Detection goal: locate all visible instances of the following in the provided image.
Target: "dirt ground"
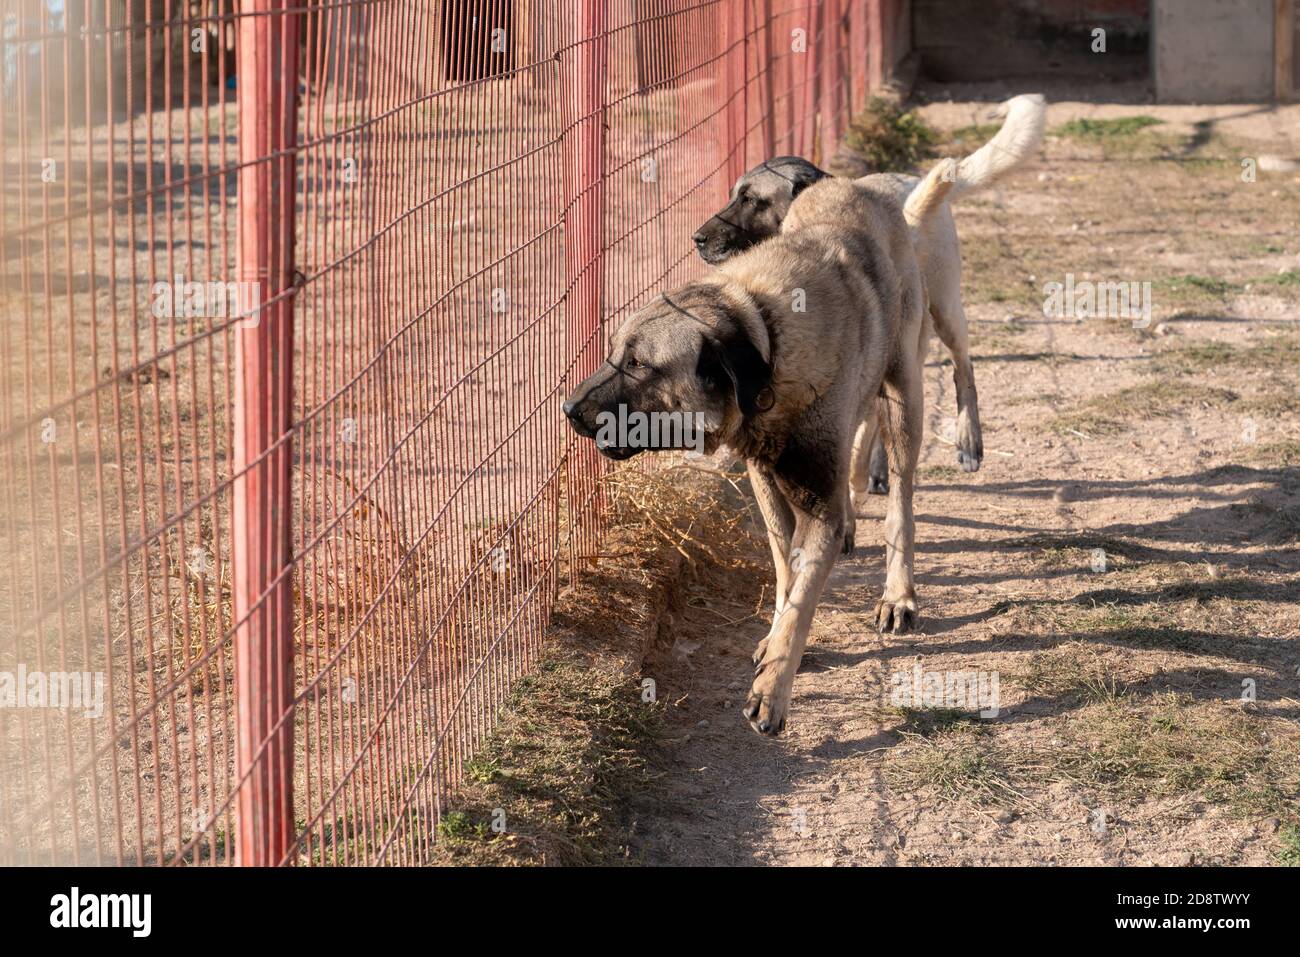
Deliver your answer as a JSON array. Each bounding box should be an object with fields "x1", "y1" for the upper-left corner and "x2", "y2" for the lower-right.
[{"x1": 624, "y1": 84, "x2": 1300, "y2": 866}]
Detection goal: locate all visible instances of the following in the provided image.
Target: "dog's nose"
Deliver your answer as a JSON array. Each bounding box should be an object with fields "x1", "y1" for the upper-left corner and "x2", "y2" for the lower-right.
[
  {"x1": 692, "y1": 231, "x2": 707, "y2": 248},
  {"x1": 563, "y1": 399, "x2": 596, "y2": 437},
  {"x1": 561, "y1": 400, "x2": 595, "y2": 436}
]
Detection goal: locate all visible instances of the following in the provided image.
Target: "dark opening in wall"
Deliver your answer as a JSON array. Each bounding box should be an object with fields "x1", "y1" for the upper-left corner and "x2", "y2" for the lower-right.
[
  {"x1": 441, "y1": 0, "x2": 515, "y2": 83},
  {"x1": 914, "y1": 0, "x2": 1150, "y2": 83}
]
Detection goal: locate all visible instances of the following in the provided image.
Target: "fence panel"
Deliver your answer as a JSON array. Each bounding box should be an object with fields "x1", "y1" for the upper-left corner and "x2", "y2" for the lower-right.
[{"x1": 0, "y1": 0, "x2": 879, "y2": 865}]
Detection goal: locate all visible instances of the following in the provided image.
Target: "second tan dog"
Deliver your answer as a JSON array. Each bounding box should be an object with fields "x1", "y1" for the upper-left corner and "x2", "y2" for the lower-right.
[
  {"x1": 693, "y1": 94, "x2": 1047, "y2": 496},
  {"x1": 564, "y1": 175, "x2": 946, "y2": 736}
]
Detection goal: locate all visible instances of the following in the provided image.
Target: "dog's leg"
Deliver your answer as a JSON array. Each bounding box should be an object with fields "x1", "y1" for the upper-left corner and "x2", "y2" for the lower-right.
[
  {"x1": 743, "y1": 508, "x2": 840, "y2": 735},
  {"x1": 850, "y1": 415, "x2": 888, "y2": 503},
  {"x1": 747, "y1": 461, "x2": 795, "y2": 666},
  {"x1": 864, "y1": 294, "x2": 930, "y2": 498},
  {"x1": 929, "y1": 284, "x2": 982, "y2": 472},
  {"x1": 868, "y1": 434, "x2": 890, "y2": 495},
  {"x1": 874, "y1": 356, "x2": 922, "y2": 633},
  {"x1": 841, "y1": 480, "x2": 856, "y2": 555}
]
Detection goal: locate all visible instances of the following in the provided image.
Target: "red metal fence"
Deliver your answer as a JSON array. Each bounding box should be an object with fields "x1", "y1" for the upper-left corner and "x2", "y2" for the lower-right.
[{"x1": 0, "y1": 0, "x2": 892, "y2": 865}]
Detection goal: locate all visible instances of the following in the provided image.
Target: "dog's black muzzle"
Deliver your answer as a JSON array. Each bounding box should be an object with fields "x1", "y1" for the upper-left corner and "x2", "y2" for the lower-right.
[
  {"x1": 693, "y1": 216, "x2": 756, "y2": 265},
  {"x1": 563, "y1": 364, "x2": 646, "y2": 461}
]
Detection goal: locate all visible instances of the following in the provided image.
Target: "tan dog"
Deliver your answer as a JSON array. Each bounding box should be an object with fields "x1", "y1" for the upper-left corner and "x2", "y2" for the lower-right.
[
  {"x1": 565, "y1": 177, "x2": 933, "y2": 736},
  {"x1": 693, "y1": 94, "x2": 1047, "y2": 494}
]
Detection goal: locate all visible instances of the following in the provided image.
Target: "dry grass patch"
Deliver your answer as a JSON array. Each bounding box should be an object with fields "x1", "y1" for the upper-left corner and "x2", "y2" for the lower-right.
[
  {"x1": 1151, "y1": 338, "x2": 1300, "y2": 419},
  {"x1": 992, "y1": 587, "x2": 1284, "y2": 657},
  {"x1": 1154, "y1": 336, "x2": 1300, "y2": 376},
  {"x1": 885, "y1": 724, "x2": 1029, "y2": 809},
  {"x1": 1049, "y1": 380, "x2": 1239, "y2": 436},
  {"x1": 1228, "y1": 499, "x2": 1300, "y2": 542},
  {"x1": 1051, "y1": 694, "x2": 1300, "y2": 823},
  {"x1": 603, "y1": 460, "x2": 756, "y2": 571},
  {"x1": 919, "y1": 463, "x2": 964, "y2": 483},
  {"x1": 1237, "y1": 439, "x2": 1300, "y2": 469},
  {"x1": 886, "y1": 692, "x2": 1300, "y2": 828},
  {"x1": 1007, "y1": 641, "x2": 1141, "y2": 704},
  {"x1": 427, "y1": 460, "x2": 751, "y2": 865},
  {"x1": 1027, "y1": 542, "x2": 1133, "y2": 572}
]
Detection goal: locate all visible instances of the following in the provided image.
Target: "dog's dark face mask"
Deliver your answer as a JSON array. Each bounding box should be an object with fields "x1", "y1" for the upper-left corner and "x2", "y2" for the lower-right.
[
  {"x1": 562, "y1": 289, "x2": 772, "y2": 460},
  {"x1": 692, "y1": 157, "x2": 828, "y2": 265}
]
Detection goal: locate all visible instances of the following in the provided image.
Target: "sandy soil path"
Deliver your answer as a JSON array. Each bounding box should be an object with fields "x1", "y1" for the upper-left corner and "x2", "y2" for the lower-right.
[{"x1": 627, "y1": 88, "x2": 1300, "y2": 866}]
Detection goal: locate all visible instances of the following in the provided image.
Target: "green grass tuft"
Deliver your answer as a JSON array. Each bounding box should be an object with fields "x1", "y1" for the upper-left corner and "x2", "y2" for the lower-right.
[
  {"x1": 1158, "y1": 274, "x2": 1237, "y2": 302},
  {"x1": 949, "y1": 122, "x2": 1001, "y2": 145},
  {"x1": 1054, "y1": 116, "x2": 1162, "y2": 140},
  {"x1": 436, "y1": 811, "x2": 488, "y2": 842},
  {"x1": 428, "y1": 652, "x2": 665, "y2": 865},
  {"x1": 1278, "y1": 824, "x2": 1300, "y2": 866},
  {"x1": 844, "y1": 97, "x2": 939, "y2": 172},
  {"x1": 1260, "y1": 269, "x2": 1300, "y2": 288}
]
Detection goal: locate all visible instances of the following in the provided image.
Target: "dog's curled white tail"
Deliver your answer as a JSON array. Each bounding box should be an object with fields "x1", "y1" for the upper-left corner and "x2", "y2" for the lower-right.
[
  {"x1": 902, "y1": 158, "x2": 958, "y2": 228},
  {"x1": 948, "y1": 93, "x2": 1046, "y2": 202}
]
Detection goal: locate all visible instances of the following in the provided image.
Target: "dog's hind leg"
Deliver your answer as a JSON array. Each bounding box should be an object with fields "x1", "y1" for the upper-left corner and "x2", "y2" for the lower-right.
[
  {"x1": 929, "y1": 278, "x2": 983, "y2": 472},
  {"x1": 874, "y1": 354, "x2": 923, "y2": 634},
  {"x1": 748, "y1": 461, "x2": 795, "y2": 665},
  {"x1": 841, "y1": 481, "x2": 856, "y2": 555},
  {"x1": 868, "y1": 435, "x2": 890, "y2": 494},
  {"x1": 850, "y1": 415, "x2": 888, "y2": 503}
]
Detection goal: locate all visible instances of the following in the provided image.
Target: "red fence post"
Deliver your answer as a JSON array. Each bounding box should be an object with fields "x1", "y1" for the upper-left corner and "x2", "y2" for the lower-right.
[
  {"x1": 758, "y1": 0, "x2": 776, "y2": 158},
  {"x1": 724, "y1": 0, "x2": 749, "y2": 183},
  {"x1": 562, "y1": 0, "x2": 608, "y2": 562},
  {"x1": 821, "y1": 0, "x2": 843, "y2": 159},
  {"x1": 868, "y1": 0, "x2": 889, "y2": 92},
  {"x1": 799, "y1": 1, "x2": 820, "y2": 161},
  {"x1": 849, "y1": 0, "x2": 868, "y2": 115},
  {"x1": 233, "y1": 0, "x2": 300, "y2": 866}
]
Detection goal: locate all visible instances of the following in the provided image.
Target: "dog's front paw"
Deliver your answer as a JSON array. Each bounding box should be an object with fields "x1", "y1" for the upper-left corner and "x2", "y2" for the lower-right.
[
  {"x1": 742, "y1": 662, "x2": 791, "y2": 736},
  {"x1": 875, "y1": 594, "x2": 918, "y2": 634}
]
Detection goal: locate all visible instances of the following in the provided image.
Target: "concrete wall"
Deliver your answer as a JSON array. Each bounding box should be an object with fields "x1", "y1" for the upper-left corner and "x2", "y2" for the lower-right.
[{"x1": 1152, "y1": 0, "x2": 1274, "y2": 102}]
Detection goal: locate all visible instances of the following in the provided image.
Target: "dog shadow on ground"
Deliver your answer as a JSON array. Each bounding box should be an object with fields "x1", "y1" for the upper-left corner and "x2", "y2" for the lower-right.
[
  {"x1": 917, "y1": 465, "x2": 1300, "y2": 564},
  {"x1": 632, "y1": 462, "x2": 1297, "y2": 862}
]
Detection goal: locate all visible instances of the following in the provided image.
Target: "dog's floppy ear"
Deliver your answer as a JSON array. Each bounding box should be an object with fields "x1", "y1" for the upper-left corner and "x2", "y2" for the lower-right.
[
  {"x1": 696, "y1": 319, "x2": 773, "y2": 418},
  {"x1": 788, "y1": 161, "x2": 829, "y2": 199}
]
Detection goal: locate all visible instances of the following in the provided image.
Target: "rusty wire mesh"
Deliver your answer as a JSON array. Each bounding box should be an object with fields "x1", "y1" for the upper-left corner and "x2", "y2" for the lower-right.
[{"x1": 0, "y1": 0, "x2": 870, "y2": 865}]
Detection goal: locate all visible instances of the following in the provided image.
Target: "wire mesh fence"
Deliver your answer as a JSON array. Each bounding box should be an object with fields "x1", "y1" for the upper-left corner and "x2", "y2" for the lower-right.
[{"x1": 0, "y1": 0, "x2": 888, "y2": 865}]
